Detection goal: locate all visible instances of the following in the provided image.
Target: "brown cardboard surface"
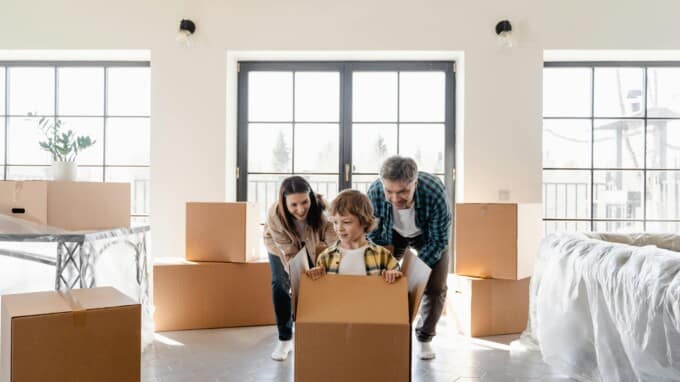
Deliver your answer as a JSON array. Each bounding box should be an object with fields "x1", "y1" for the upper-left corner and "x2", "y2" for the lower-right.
[
  {"x1": 1, "y1": 287, "x2": 140, "y2": 382},
  {"x1": 295, "y1": 275, "x2": 410, "y2": 382},
  {"x1": 0, "y1": 181, "x2": 48, "y2": 225},
  {"x1": 185, "y1": 202, "x2": 262, "y2": 263},
  {"x1": 153, "y1": 258, "x2": 275, "y2": 331},
  {"x1": 47, "y1": 181, "x2": 131, "y2": 230},
  {"x1": 447, "y1": 275, "x2": 530, "y2": 337},
  {"x1": 454, "y1": 203, "x2": 542, "y2": 280}
]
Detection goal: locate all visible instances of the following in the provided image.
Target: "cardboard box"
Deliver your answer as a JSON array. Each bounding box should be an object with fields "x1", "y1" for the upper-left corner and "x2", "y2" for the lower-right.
[
  {"x1": 294, "y1": 252, "x2": 431, "y2": 382},
  {"x1": 0, "y1": 181, "x2": 130, "y2": 231},
  {"x1": 186, "y1": 202, "x2": 262, "y2": 263},
  {"x1": 447, "y1": 275, "x2": 530, "y2": 337},
  {"x1": 454, "y1": 203, "x2": 542, "y2": 280},
  {"x1": 47, "y1": 181, "x2": 131, "y2": 230},
  {"x1": 1, "y1": 287, "x2": 141, "y2": 382},
  {"x1": 153, "y1": 258, "x2": 275, "y2": 331},
  {"x1": 0, "y1": 181, "x2": 48, "y2": 225}
]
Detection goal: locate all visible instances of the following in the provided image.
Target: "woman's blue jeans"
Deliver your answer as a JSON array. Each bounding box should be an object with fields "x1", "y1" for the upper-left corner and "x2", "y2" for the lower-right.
[{"x1": 268, "y1": 253, "x2": 293, "y2": 341}]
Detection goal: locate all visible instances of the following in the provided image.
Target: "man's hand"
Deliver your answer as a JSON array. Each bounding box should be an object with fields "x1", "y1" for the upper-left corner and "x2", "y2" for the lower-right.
[
  {"x1": 306, "y1": 266, "x2": 326, "y2": 280},
  {"x1": 386, "y1": 245, "x2": 395, "y2": 254},
  {"x1": 381, "y1": 269, "x2": 403, "y2": 284}
]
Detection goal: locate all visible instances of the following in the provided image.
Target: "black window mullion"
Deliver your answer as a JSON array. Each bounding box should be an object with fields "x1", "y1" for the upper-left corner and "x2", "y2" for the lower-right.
[
  {"x1": 590, "y1": 66, "x2": 595, "y2": 231},
  {"x1": 340, "y1": 63, "x2": 352, "y2": 190},
  {"x1": 236, "y1": 65, "x2": 249, "y2": 201}
]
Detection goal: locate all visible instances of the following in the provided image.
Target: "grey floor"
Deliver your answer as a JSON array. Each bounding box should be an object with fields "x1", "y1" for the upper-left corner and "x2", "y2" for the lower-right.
[{"x1": 142, "y1": 319, "x2": 576, "y2": 382}]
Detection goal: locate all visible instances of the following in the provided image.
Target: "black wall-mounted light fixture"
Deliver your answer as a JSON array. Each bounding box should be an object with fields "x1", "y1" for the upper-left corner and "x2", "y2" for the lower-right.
[
  {"x1": 177, "y1": 19, "x2": 197, "y2": 46},
  {"x1": 495, "y1": 20, "x2": 513, "y2": 48}
]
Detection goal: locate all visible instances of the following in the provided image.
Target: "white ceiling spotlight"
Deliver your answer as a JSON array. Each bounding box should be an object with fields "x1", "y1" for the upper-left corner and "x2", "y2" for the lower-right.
[
  {"x1": 176, "y1": 19, "x2": 196, "y2": 47},
  {"x1": 495, "y1": 20, "x2": 513, "y2": 48}
]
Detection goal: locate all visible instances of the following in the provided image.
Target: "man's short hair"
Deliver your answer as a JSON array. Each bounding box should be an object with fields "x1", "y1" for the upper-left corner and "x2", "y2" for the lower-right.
[{"x1": 380, "y1": 156, "x2": 418, "y2": 184}]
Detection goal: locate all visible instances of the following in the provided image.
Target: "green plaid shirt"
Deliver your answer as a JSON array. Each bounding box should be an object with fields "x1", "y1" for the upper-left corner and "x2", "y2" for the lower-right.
[
  {"x1": 367, "y1": 171, "x2": 452, "y2": 268},
  {"x1": 316, "y1": 241, "x2": 400, "y2": 275}
]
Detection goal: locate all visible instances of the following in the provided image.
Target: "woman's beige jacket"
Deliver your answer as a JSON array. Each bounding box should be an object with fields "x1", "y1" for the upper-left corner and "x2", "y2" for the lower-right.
[{"x1": 263, "y1": 203, "x2": 337, "y2": 268}]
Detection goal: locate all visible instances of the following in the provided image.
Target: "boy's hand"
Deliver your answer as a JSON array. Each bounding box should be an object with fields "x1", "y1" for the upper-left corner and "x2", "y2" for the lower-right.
[
  {"x1": 306, "y1": 266, "x2": 326, "y2": 280},
  {"x1": 381, "y1": 269, "x2": 403, "y2": 284}
]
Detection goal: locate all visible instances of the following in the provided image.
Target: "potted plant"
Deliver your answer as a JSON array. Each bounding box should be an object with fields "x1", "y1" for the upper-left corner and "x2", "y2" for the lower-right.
[{"x1": 34, "y1": 116, "x2": 96, "y2": 181}]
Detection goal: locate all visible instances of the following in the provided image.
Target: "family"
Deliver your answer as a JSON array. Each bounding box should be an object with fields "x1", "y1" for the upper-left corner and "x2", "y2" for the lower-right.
[{"x1": 263, "y1": 155, "x2": 452, "y2": 362}]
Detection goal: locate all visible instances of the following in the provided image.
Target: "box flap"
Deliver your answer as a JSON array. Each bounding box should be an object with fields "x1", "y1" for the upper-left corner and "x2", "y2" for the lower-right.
[
  {"x1": 0, "y1": 287, "x2": 136, "y2": 320},
  {"x1": 401, "y1": 250, "x2": 432, "y2": 323},
  {"x1": 1, "y1": 290, "x2": 72, "y2": 319},
  {"x1": 68, "y1": 287, "x2": 137, "y2": 310},
  {"x1": 289, "y1": 246, "x2": 310, "y2": 315},
  {"x1": 297, "y1": 275, "x2": 408, "y2": 325}
]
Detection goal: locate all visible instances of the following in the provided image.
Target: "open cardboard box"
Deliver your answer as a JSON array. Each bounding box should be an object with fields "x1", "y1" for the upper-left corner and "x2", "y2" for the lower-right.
[{"x1": 292, "y1": 250, "x2": 431, "y2": 382}]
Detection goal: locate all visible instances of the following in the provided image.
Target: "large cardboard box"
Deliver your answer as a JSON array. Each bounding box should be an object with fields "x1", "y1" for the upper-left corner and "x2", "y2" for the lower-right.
[
  {"x1": 47, "y1": 181, "x2": 130, "y2": 230},
  {"x1": 447, "y1": 274, "x2": 530, "y2": 337},
  {"x1": 294, "y1": 252, "x2": 431, "y2": 382},
  {"x1": 454, "y1": 203, "x2": 542, "y2": 280},
  {"x1": 0, "y1": 181, "x2": 48, "y2": 225},
  {"x1": 0, "y1": 181, "x2": 130, "y2": 230},
  {"x1": 153, "y1": 258, "x2": 275, "y2": 331},
  {"x1": 1, "y1": 287, "x2": 141, "y2": 382},
  {"x1": 186, "y1": 202, "x2": 262, "y2": 263}
]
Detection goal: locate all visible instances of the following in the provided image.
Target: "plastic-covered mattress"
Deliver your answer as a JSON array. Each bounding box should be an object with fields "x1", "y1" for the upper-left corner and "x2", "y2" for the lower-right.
[{"x1": 517, "y1": 233, "x2": 680, "y2": 382}]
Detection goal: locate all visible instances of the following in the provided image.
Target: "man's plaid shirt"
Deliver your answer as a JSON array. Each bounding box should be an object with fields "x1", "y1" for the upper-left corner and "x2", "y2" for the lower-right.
[
  {"x1": 367, "y1": 171, "x2": 452, "y2": 268},
  {"x1": 316, "y1": 240, "x2": 400, "y2": 275}
]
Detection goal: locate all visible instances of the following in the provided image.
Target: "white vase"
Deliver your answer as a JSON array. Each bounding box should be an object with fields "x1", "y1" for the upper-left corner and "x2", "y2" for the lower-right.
[{"x1": 51, "y1": 161, "x2": 78, "y2": 181}]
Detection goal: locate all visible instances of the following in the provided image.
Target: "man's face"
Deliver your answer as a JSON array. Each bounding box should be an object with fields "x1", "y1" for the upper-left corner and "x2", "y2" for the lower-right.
[{"x1": 382, "y1": 178, "x2": 417, "y2": 209}]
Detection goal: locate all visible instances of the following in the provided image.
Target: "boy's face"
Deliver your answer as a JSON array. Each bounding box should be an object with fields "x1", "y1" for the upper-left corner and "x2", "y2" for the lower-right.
[{"x1": 332, "y1": 212, "x2": 366, "y2": 245}]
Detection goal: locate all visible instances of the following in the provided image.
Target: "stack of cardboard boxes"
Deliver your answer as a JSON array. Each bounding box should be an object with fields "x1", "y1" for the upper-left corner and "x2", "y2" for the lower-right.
[
  {"x1": 0, "y1": 180, "x2": 141, "y2": 381},
  {"x1": 450, "y1": 203, "x2": 542, "y2": 337},
  {"x1": 153, "y1": 202, "x2": 275, "y2": 331}
]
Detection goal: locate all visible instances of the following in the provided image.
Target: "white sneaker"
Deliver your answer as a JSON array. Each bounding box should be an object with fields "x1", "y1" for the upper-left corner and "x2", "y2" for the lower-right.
[
  {"x1": 418, "y1": 340, "x2": 436, "y2": 360},
  {"x1": 271, "y1": 340, "x2": 293, "y2": 361}
]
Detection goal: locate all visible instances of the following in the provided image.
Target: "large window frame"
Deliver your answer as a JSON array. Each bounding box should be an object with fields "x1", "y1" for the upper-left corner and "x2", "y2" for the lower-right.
[
  {"x1": 236, "y1": 61, "x2": 456, "y2": 206},
  {"x1": 0, "y1": 60, "x2": 151, "y2": 222},
  {"x1": 544, "y1": 61, "x2": 680, "y2": 233}
]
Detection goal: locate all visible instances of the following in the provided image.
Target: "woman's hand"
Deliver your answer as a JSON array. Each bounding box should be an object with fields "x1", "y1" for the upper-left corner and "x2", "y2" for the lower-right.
[
  {"x1": 306, "y1": 266, "x2": 326, "y2": 280},
  {"x1": 381, "y1": 269, "x2": 403, "y2": 284},
  {"x1": 314, "y1": 243, "x2": 328, "y2": 256}
]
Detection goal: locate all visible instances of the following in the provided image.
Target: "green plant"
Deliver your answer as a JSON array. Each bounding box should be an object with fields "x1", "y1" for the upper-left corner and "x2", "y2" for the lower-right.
[{"x1": 33, "y1": 116, "x2": 96, "y2": 162}]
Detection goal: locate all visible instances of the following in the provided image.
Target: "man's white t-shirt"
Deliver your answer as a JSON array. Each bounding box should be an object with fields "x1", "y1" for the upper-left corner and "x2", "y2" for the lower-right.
[
  {"x1": 338, "y1": 245, "x2": 368, "y2": 275},
  {"x1": 392, "y1": 206, "x2": 422, "y2": 238}
]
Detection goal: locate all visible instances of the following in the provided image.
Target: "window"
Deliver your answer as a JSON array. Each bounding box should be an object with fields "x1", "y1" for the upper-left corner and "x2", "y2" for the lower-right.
[
  {"x1": 543, "y1": 63, "x2": 680, "y2": 234},
  {"x1": 0, "y1": 62, "x2": 151, "y2": 223},
  {"x1": 237, "y1": 62, "x2": 455, "y2": 219}
]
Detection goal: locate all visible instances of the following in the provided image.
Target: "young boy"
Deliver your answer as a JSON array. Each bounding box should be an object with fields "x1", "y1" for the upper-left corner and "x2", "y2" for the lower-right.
[{"x1": 306, "y1": 189, "x2": 403, "y2": 283}]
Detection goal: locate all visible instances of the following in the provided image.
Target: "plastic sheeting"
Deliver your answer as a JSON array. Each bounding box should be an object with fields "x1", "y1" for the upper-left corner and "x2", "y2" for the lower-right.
[
  {"x1": 0, "y1": 214, "x2": 154, "y2": 349},
  {"x1": 517, "y1": 234, "x2": 680, "y2": 382}
]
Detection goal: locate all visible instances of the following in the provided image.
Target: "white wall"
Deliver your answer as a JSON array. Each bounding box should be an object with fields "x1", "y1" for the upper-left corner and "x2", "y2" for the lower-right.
[{"x1": 2, "y1": 0, "x2": 680, "y2": 257}]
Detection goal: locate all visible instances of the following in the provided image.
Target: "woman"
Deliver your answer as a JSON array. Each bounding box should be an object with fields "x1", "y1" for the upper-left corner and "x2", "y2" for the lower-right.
[{"x1": 263, "y1": 176, "x2": 336, "y2": 361}]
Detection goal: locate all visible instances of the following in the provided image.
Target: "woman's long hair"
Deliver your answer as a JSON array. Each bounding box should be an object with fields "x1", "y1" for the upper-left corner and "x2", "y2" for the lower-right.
[{"x1": 276, "y1": 176, "x2": 326, "y2": 240}]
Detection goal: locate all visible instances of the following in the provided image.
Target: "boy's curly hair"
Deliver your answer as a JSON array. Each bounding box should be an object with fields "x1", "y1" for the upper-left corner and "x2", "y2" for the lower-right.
[{"x1": 329, "y1": 189, "x2": 377, "y2": 233}]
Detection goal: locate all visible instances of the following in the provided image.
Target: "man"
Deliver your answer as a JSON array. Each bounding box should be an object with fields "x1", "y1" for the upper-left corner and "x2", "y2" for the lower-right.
[{"x1": 367, "y1": 155, "x2": 452, "y2": 360}]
